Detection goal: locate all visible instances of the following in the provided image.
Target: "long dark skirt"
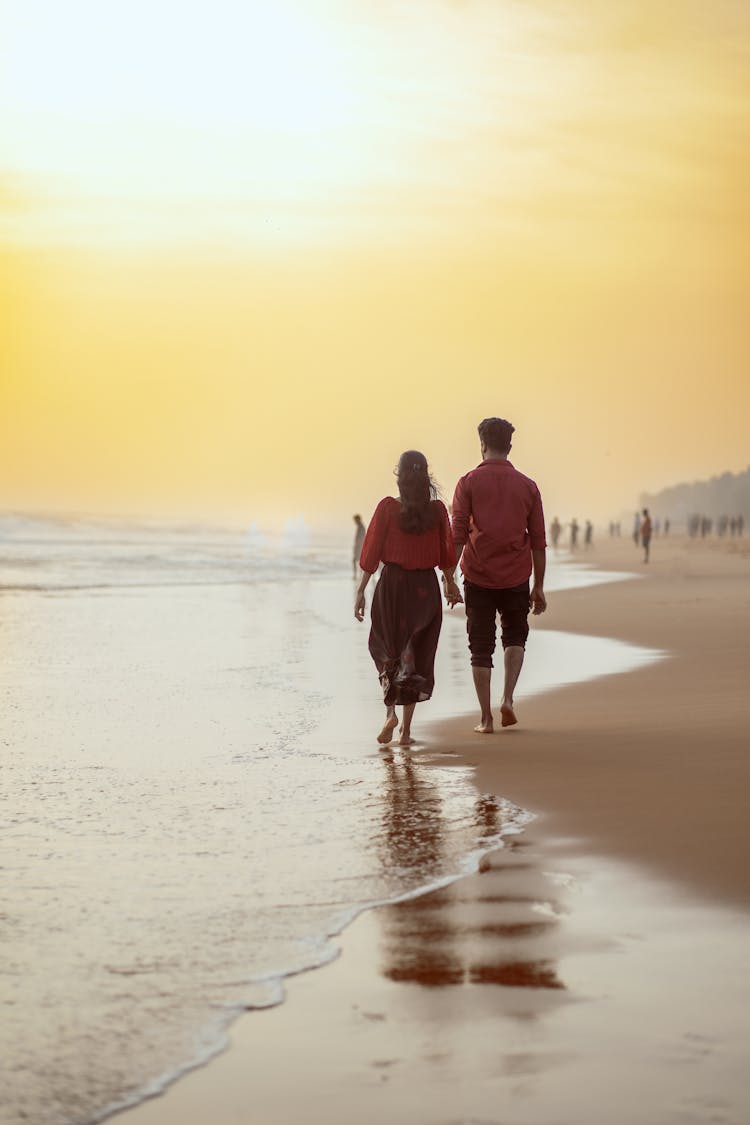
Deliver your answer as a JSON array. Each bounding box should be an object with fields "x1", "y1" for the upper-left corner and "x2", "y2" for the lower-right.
[{"x1": 368, "y1": 564, "x2": 442, "y2": 706}]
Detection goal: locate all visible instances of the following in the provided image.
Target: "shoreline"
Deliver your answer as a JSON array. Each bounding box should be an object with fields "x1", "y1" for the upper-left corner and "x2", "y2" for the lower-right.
[
  {"x1": 428, "y1": 534, "x2": 750, "y2": 909},
  {"x1": 123, "y1": 534, "x2": 750, "y2": 1124}
]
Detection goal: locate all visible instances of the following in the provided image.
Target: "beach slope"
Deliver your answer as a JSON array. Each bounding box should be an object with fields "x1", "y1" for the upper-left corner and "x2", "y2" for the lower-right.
[{"x1": 124, "y1": 536, "x2": 750, "y2": 1125}]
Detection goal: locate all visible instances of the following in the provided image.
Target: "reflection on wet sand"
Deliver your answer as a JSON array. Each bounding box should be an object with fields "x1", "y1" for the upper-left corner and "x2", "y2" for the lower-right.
[{"x1": 377, "y1": 750, "x2": 565, "y2": 997}]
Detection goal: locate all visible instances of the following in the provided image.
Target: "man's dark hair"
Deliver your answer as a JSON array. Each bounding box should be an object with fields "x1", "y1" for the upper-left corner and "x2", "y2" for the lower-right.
[{"x1": 478, "y1": 417, "x2": 515, "y2": 453}]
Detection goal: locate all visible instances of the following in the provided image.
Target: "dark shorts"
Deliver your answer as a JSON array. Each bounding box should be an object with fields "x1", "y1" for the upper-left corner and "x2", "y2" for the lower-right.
[{"x1": 464, "y1": 580, "x2": 530, "y2": 668}]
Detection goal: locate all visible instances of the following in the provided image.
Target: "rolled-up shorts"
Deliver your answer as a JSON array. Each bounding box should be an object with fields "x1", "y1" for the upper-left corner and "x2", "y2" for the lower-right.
[{"x1": 464, "y1": 579, "x2": 530, "y2": 668}]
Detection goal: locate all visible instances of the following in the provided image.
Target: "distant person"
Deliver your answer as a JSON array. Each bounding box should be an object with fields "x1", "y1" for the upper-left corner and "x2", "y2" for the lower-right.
[
  {"x1": 738, "y1": 515, "x2": 745, "y2": 537},
  {"x1": 641, "y1": 507, "x2": 653, "y2": 563},
  {"x1": 451, "y1": 417, "x2": 547, "y2": 733},
  {"x1": 633, "y1": 511, "x2": 641, "y2": 546},
  {"x1": 584, "y1": 520, "x2": 593, "y2": 550},
  {"x1": 352, "y1": 514, "x2": 366, "y2": 577},
  {"x1": 354, "y1": 451, "x2": 460, "y2": 746},
  {"x1": 664, "y1": 518, "x2": 670, "y2": 536},
  {"x1": 550, "y1": 516, "x2": 562, "y2": 550},
  {"x1": 569, "y1": 517, "x2": 579, "y2": 550}
]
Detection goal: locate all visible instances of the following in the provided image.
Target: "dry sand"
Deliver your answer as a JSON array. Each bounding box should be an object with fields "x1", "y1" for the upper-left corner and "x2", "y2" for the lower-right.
[
  {"x1": 443, "y1": 533, "x2": 750, "y2": 910},
  {"x1": 124, "y1": 535, "x2": 750, "y2": 1125}
]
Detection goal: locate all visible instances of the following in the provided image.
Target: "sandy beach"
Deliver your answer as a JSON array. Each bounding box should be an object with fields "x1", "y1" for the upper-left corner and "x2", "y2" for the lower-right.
[
  {"x1": 5, "y1": 2, "x2": 750, "y2": 1119},
  {"x1": 451, "y1": 532, "x2": 750, "y2": 909},
  {"x1": 123, "y1": 534, "x2": 750, "y2": 1125}
]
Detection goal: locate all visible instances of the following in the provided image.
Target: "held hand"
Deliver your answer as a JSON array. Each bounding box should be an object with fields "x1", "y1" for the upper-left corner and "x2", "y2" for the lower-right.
[
  {"x1": 530, "y1": 584, "x2": 547, "y2": 615},
  {"x1": 354, "y1": 591, "x2": 366, "y2": 621},
  {"x1": 443, "y1": 578, "x2": 464, "y2": 608}
]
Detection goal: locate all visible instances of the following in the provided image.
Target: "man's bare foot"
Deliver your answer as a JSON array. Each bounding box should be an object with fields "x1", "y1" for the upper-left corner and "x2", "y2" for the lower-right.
[
  {"x1": 474, "y1": 717, "x2": 494, "y2": 734},
  {"x1": 500, "y1": 703, "x2": 518, "y2": 728},
  {"x1": 377, "y1": 715, "x2": 398, "y2": 744},
  {"x1": 398, "y1": 733, "x2": 415, "y2": 746}
]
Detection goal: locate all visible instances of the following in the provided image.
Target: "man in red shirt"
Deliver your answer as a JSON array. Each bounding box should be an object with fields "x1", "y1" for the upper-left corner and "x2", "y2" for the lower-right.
[{"x1": 451, "y1": 417, "x2": 547, "y2": 732}]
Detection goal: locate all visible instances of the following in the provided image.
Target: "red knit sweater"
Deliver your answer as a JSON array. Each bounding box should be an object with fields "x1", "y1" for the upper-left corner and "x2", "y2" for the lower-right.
[{"x1": 359, "y1": 497, "x2": 456, "y2": 573}]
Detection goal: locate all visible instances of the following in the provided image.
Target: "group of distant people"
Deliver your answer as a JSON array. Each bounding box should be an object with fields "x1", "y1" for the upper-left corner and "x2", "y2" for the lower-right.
[
  {"x1": 687, "y1": 514, "x2": 744, "y2": 538},
  {"x1": 548, "y1": 516, "x2": 593, "y2": 552},
  {"x1": 546, "y1": 510, "x2": 675, "y2": 563},
  {"x1": 564, "y1": 509, "x2": 659, "y2": 563}
]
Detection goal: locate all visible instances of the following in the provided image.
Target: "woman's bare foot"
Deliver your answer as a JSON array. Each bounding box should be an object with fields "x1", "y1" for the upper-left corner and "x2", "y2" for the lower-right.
[
  {"x1": 500, "y1": 703, "x2": 518, "y2": 727},
  {"x1": 377, "y1": 714, "x2": 399, "y2": 744},
  {"x1": 398, "y1": 703, "x2": 416, "y2": 746},
  {"x1": 474, "y1": 716, "x2": 494, "y2": 734}
]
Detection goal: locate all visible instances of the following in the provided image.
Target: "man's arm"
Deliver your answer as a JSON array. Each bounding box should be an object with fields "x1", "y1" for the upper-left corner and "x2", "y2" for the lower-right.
[
  {"x1": 445, "y1": 480, "x2": 470, "y2": 607},
  {"x1": 437, "y1": 502, "x2": 463, "y2": 606},
  {"x1": 529, "y1": 487, "x2": 547, "y2": 615},
  {"x1": 530, "y1": 548, "x2": 547, "y2": 615},
  {"x1": 450, "y1": 477, "x2": 470, "y2": 553}
]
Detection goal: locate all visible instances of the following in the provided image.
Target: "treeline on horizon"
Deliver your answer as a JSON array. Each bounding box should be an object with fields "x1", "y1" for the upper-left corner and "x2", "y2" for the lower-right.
[{"x1": 640, "y1": 468, "x2": 750, "y2": 521}]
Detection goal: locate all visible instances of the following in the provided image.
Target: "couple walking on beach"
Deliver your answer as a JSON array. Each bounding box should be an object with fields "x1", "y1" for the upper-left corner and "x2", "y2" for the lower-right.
[{"x1": 354, "y1": 417, "x2": 547, "y2": 745}]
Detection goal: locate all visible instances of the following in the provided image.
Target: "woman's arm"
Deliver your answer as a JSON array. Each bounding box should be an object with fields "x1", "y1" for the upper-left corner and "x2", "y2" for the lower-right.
[
  {"x1": 354, "y1": 570, "x2": 374, "y2": 621},
  {"x1": 355, "y1": 500, "x2": 390, "y2": 620},
  {"x1": 358, "y1": 498, "x2": 389, "y2": 574},
  {"x1": 441, "y1": 567, "x2": 463, "y2": 607}
]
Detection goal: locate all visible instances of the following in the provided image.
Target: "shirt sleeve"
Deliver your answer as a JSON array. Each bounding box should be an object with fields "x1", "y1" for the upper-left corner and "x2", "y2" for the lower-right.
[
  {"x1": 359, "y1": 498, "x2": 390, "y2": 573},
  {"x1": 451, "y1": 475, "x2": 471, "y2": 550},
  {"x1": 527, "y1": 485, "x2": 547, "y2": 550},
  {"x1": 437, "y1": 502, "x2": 457, "y2": 569}
]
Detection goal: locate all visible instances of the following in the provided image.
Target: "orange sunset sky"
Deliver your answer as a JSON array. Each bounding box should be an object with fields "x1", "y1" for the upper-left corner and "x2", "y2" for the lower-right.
[{"x1": 1, "y1": 0, "x2": 748, "y2": 529}]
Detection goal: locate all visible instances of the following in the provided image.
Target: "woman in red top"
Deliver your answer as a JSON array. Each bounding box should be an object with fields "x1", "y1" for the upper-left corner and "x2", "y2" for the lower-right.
[{"x1": 354, "y1": 451, "x2": 462, "y2": 745}]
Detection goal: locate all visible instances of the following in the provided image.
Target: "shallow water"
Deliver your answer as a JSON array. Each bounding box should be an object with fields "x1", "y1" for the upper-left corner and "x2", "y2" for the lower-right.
[{"x1": 0, "y1": 518, "x2": 659, "y2": 1125}]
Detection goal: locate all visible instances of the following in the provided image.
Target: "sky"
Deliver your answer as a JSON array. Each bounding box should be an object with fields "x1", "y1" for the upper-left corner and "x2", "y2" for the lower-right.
[{"x1": 1, "y1": 0, "x2": 749, "y2": 528}]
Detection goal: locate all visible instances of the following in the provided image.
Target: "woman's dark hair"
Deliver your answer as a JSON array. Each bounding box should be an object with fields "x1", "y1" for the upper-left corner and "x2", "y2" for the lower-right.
[{"x1": 395, "y1": 450, "x2": 438, "y2": 534}]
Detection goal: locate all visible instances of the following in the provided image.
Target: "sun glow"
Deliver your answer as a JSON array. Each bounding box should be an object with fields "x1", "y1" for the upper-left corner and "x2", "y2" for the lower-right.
[
  {"x1": 1, "y1": 0, "x2": 548, "y2": 245},
  {"x1": 1, "y1": 1, "x2": 748, "y2": 519},
  {"x1": 1, "y1": 2, "x2": 389, "y2": 241}
]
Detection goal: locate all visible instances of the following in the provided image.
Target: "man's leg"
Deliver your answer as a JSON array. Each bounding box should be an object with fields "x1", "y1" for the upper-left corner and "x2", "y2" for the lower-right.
[
  {"x1": 500, "y1": 647, "x2": 524, "y2": 727},
  {"x1": 498, "y1": 584, "x2": 531, "y2": 728},
  {"x1": 464, "y1": 581, "x2": 497, "y2": 733},
  {"x1": 471, "y1": 667, "x2": 493, "y2": 733}
]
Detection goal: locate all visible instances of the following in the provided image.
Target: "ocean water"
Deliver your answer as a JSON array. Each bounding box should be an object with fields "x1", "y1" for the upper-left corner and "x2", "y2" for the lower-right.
[{"x1": 0, "y1": 517, "x2": 660, "y2": 1125}]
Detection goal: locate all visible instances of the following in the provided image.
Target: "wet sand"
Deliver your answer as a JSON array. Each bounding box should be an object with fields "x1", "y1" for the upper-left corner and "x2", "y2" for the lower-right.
[
  {"x1": 439, "y1": 533, "x2": 750, "y2": 909},
  {"x1": 124, "y1": 534, "x2": 750, "y2": 1125}
]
